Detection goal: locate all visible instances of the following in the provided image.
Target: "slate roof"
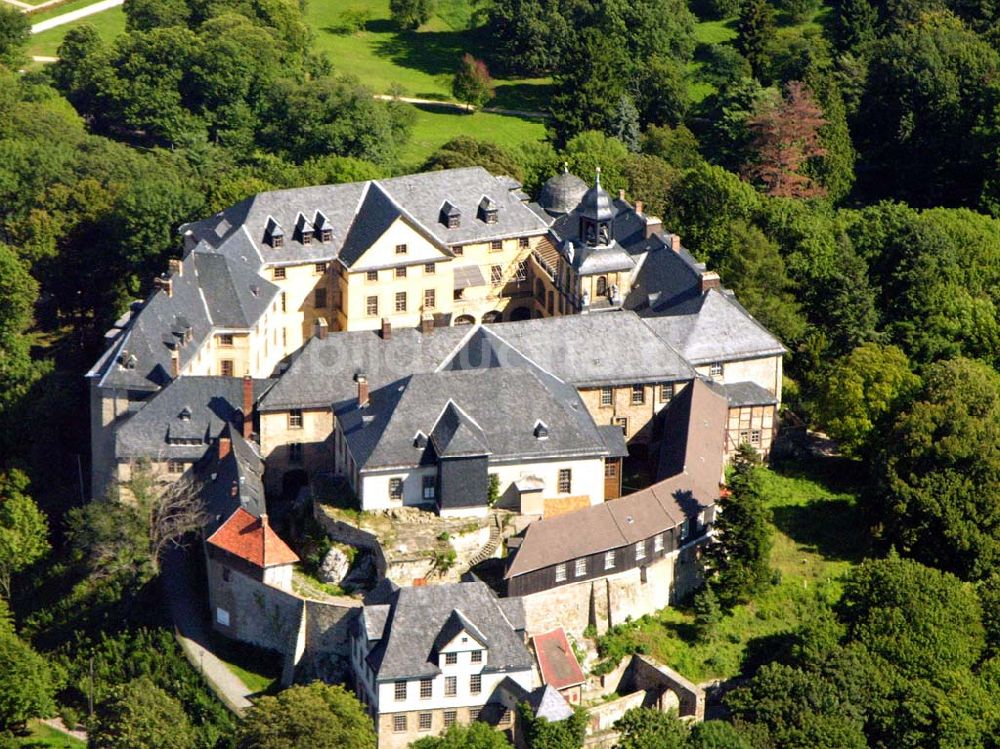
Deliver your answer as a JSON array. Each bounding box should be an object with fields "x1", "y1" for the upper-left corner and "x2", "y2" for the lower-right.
[
  {"x1": 721, "y1": 380, "x2": 779, "y2": 408},
  {"x1": 643, "y1": 289, "x2": 786, "y2": 364},
  {"x1": 533, "y1": 628, "x2": 585, "y2": 690},
  {"x1": 115, "y1": 376, "x2": 275, "y2": 460},
  {"x1": 364, "y1": 581, "x2": 533, "y2": 680},
  {"x1": 524, "y1": 685, "x2": 575, "y2": 722},
  {"x1": 624, "y1": 243, "x2": 706, "y2": 315},
  {"x1": 505, "y1": 379, "x2": 728, "y2": 579},
  {"x1": 337, "y1": 368, "x2": 610, "y2": 472},
  {"x1": 538, "y1": 168, "x2": 588, "y2": 216},
  {"x1": 199, "y1": 424, "x2": 266, "y2": 534},
  {"x1": 206, "y1": 508, "x2": 299, "y2": 568}
]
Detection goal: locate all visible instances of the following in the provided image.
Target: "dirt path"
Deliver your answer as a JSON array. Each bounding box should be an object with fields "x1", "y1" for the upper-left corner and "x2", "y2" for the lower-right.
[
  {"x1": 372, "y1": 93, "x2": 548, "y2": 120},
  {"x1": 39, "y1": 717, "x2": 87, "y2": 743}
]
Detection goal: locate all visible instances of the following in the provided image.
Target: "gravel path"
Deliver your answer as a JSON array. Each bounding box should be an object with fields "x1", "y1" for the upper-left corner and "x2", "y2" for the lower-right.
[{"x1": 31, "y1": 0, "x2": 122, "y2": 33}]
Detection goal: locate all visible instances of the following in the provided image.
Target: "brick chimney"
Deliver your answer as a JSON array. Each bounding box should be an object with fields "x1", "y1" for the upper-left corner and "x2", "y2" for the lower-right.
[
  {"x1": 242, "y1": 375, "x2": 253, "y2": 439},
  {"x1": 700, "y1": 271, "x2": 721, "y2": 293},
  {"x1": 218, "y1": 434, "x2": 231, "y2": 461},
  {"x1": 381, "y1": 318, "x2": 391, "y2": 340},
  {"x1": 314, "y1": 318, "x2": 328, "y2": 340},
  {"x1": 644, "y1": 215, "x2": 663, "y2": 239},
  {"x1": 355, "y1": 373, "x2": 369, "y2": 408},
  {"x1": 168, "y1": 258, "x2": 183, "y2": 277},
  {"x1": 669, "y1": 233, "x2": 682, "y2": 252},
  {"x1": 170, "y1": 351, "x2": 179, "y2": 378},
  {"x1": 420, "y1": 316, "x2": 434, "y2": 335},
  {"x1": 635, "y1": 200, "x2": 644, "y2": 215},
  {"x1": 618, "y1": 189, "x2": 626, "y2": 201},
  {"x1": 154, "y1": 275, "x2": 173, "y2": 298}
]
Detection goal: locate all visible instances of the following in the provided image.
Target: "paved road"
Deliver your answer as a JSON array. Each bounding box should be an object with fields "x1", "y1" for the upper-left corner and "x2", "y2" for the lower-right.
[
  {"x1": 31, "y1": 0, "x2": 122, "y2": 33},
  {"x1": 160, "y1": 544, "x2": 255, "y2": 715}
]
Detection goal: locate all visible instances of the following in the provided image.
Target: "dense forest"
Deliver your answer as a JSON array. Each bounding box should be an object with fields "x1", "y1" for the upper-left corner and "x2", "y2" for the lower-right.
[{"x1": 1, "y1": 0, "x2": 1000, "y2": 745}]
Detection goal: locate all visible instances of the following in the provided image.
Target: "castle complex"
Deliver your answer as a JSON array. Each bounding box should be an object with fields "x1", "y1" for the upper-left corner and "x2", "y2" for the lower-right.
[{"x1": 86, "y1": 166, "x2": 784, "y2": 747}]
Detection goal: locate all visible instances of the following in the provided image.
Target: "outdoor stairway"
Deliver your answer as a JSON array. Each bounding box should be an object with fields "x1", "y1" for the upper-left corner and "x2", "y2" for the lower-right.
[{"x1": 468, "y1": 514, "x2": 502, "y2": 568}]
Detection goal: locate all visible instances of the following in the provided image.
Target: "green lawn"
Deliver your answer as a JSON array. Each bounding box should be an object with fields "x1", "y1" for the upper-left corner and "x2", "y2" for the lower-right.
[
  {"x1": 596, "y1": 457, "x2": 870, "y2": 684},
  {"x1": 28, "y1": 0, "x2": 106, "y2": 24},
  {"x1": 209, "y1": 636, "x2": 281, "y2": 696},
  {"x1": 28, "y1": 6, "x2": 125, "y2": 57},
  {"x1": 14, "y1": 721, "x2": 85, "y2": 748}
]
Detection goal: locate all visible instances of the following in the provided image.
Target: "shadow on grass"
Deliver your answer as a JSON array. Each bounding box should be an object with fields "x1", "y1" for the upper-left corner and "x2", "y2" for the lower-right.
[
  {"x1": 207, "y1": 633, "x2": 283, "y2": 698},
  {"x1": 492, "y1": 81, "x2": 553, "y2": 111},
  {"x1": 741, "y1": 631, "x2": 797, "y2": 676},
  {"x1": 371, "y1": 25, "x2": 473, "y2": 78},
  {"x1": 771, "y1": 497, "x2": 869, "y2": 564}
]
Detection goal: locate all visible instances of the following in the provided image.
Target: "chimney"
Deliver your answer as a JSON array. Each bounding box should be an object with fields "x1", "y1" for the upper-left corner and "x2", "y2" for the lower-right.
[
  {"x1": 635, "y1": 200, "x2": 644, "y2": 215},
  {"x1": 154, "y1": 275, "x2": 173, "y2": 298},
  {"x1": 170, "y1": 351, "x2": 179, "y2": 378},
  {"x1": 355, "y1": 373, "x2": 369, "y2": 408},
  {"x1": 168, "y1": 258, "x2": 183, "y2": 277},
  {"x1": 420, "y1": 316, "x2": 434, "y2": 335},
  {"x1": 700, "y1": 271, "x2": 721, "y2": 293},
  {"x1": 644, "y1": 215, "x2": 663, "y2": 240},
  {"x1": 218, "y1": 435, "x2": 231, "y2": 461},
  {"x1": 618, "y1": 189, "x2": 626, "y2": 201},
  {"x1": 381, "y1": 318, "x2": 391, "y2": 340},
  {"x1": 669, "y1": 233, "x2": 682, "y2": 253},
  {"x1": 242, "y1": 375, "x2": 253, "y2": 439},
  {"x1": 314, "y1": 318, "x2": 328, "y2": 340}
]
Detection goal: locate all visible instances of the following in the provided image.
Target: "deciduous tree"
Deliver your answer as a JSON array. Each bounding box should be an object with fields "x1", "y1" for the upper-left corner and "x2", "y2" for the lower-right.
[
  {"x1": 452, "y1": 54, "x2": 495, "y2": 109},
  {"x1": 411, "y1": 721, "x2": 511, "y2": 748},
  {"x1": 0, "y1": 470, "x2": 48, "y2": 600},
  {"x1": 389, "y1": 0, "x2": 434, "y2": 29},
  {"x1": 91, "y1": 676, "x2": 196, "y2": 749}
]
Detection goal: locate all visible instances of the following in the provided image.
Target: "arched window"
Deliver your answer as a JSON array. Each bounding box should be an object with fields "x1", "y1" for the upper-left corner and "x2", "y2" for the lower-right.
[
  {"x1": 596, "y1": 276, "x2": 608, "y2": 296},
  {"x1": 454, "y1": 314, "x2": 476, "y2": 325}
]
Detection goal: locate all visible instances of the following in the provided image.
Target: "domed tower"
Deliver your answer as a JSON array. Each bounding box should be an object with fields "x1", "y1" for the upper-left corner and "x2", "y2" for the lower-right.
[
  {"x1": 538, "y1": 164, "x2": 587, "y2": 216},
  {"x1": 577, "y1": 168, "x2": 615, "y2": 247}
]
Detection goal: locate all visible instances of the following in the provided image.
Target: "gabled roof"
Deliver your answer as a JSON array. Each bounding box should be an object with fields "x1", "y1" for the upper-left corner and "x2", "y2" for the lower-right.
[
  {"x1": 430, "y1": 402, "x2": 490, "y2": 457},
  {"x1": 524, "y1": 685, "x2": 574, "y2": 722},
  {"x1": 433, "y1": 608, "x2": 489, "y2": 653},
  {"x1": 199, "y1": 424, "x2": 266, "y2": 534},
  {"x1": 532, "y1": 628, "x2": 585, "y2": 690},
  {"x1": 363, "y1": 581, "x2": 532, "y2": 680},
  {"x1": 206, "y1": 508, "x2": 299, "y2": 568}
]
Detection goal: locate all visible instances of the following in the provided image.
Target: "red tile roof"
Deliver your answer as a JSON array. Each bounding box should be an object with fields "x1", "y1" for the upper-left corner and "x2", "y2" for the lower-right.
[
  {"x1": 532, "y1": 628, "x2": 585, "y2": 690},
  {"x1": 206, "y1": 508, "x2": 299, "y2": 568}
]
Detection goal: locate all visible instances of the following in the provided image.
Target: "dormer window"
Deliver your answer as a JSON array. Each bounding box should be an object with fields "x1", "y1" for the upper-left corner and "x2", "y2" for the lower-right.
[
  {"x1": 179, "y1": 407, "x2": 191, "y2": 421},
  {"x1": 314, "y1": 211, "x2": 333, "y2": 242},
  {"x1": 533, "y1": 420, "x2": 549, "y2": 440},
  {"x1": 440, "y1": 201, "x2": 461, "y2": 229},
  {"x1": 478, "y1": 196, "x2": 498, "y2": 224},
  {"x1": 295, "y1": 213, "x2": 315, "y2": 245},
  {"x1": 414, "y1": 431, "x2": 428, "y2": 448},
  {"x1": 265, "y1": 217, "x2": 284, "y2": 248}
]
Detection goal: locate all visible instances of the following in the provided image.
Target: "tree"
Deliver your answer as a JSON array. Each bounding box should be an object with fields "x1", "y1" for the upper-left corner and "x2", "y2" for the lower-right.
[
  {"x1": 123, "y1": 0, "x2": 190, "y2": 31},
  {"x1": 665, "y1": 162, "x2": 761, "y2": 257},
  {"x1": 0, "y1": 5, "x2": 29, "y2": 68},
  {"x1": 236, "y1": 682, "x2": 376, "y2": 749},
  {"x1": 775, "y1": 0, "x2": 820, "y2": 24},
  {"x1": 813, "y1": 343, "x2": 918, "y2": 458},
  {"x1": 688, "y1": 721, "x2": 753, "y2": 749},
  {"x1": 0, "y1": 470, "x2": 49, "y2": 600},
  {"x1": 562, "y1": 131, "x2": 631, "y2": 196},
  {"x1": 411, "y1": 721, "x2": 511, "y2": 748},
  {"x1": 0, "y1": 629, "x2": 56, "y2": 731},
  {"x1": 0, "y1": 245, "x2": 41, "y2": 449},
  {"x1": 734, "y1": 0, "x2": 775, "y2": 80},
  {"x1": 517, "y1": 703, "x2": 587, "y2": 749},
  {"x1": 640, "y1": 124, "x2": 702, "y2": 170},
  {"x1": 424, "y1": 137, "x2": 523, "y2": 180},
  {"x1": 875, "y1": 358, "x2": 1000, "y2": 580},
  {"x1": 744, "y1": 82, "x2": 828, "y2": 197},
  {"x1": 90, "y1": 676, "x2": 197, "y2": 749},
  {"x1": 612, "y1": 95, "x2": 641, "y2": 153},
  {"x1": 692, "y1": 585, "x2": 722, "y2": 643},
  {"x1": 833, "y1": 0, "x2": 878, "y2": 51},
  {"x1": 389, "y1": 0, "x2": 434, "y2": 29},
  {"x1": 614, "y1": 708, "x2": 689, "y2": 749},
  {"x1": 451, "y1": 54, "x2": 495, "y2": 109},
  {"x1": 704, "y1": 445, "x2": 773, "y2": 607}
]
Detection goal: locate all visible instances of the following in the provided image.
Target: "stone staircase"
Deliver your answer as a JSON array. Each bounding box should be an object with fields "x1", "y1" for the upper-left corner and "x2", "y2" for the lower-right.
[{"x1": 468, "y1": 513, "x2": 502, "y2": 568}]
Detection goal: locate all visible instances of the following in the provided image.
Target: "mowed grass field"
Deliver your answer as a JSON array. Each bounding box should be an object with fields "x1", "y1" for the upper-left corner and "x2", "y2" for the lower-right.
[{"x1": 27, "y1": 5, "x2": 125, "y2": 57}]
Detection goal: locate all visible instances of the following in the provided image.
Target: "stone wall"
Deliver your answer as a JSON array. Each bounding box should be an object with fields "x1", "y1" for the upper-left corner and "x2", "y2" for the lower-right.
[{"x1": 312, "y1": 506, "x2": 388, "y2": 579}]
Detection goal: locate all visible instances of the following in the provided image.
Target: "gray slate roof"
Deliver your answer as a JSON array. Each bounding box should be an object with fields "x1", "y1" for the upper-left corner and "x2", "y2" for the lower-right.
[
  {"x1": 364, "y1": 581, "x2": 532, "y2": 680},
  {"x1": 199, "y1": 424, "x2": 266, "y2": 534},
  {"x1": 115, "y1": 376, "x2": 275, "y2": 460},
  {"x1": 721, "y1": 380, "x2": 779, "y2": 407},
  {"x1": 643, "y1": 289, "x2": 786, "y2": 364},
  {"x1": 337, "y1": 368, "x2": 610, "y2": 471}
]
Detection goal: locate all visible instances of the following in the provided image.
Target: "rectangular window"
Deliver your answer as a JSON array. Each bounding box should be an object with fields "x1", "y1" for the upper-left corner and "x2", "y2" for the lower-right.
[
  {"x1": 445, "y1": 676, "x2": 457, "y2": 697},
  {"x1": 654, "y1": 534, "x2": 664, "y2": 553},
  {"x1": 490, "y1": 265, "x2": 503, "y2": 286},
  {"x1": 394, "y1": 681, "x2": 407, "y2": 701},
  {"x1": 422, "y1": 475, "x2": 436, "y2": 500},
  {"x1": 444, "y1": 710, "x2": 457, "y2": 727},
  {"x1": 315, "y1": 262, "x2": 327, "y2": 273},
  {"x1": 453, "y1": 245, "x2": 464, "y2": 256},
  {"x1": 389, "y1": 478, "x2": 403, "y2": 501},
  {"x1": 500, "y1": 709, "x2": 512, "y2": 725},
  {"x1": 288, "y1": 409, "x2": 303, "y2": 428},
  {"x1": 314, "y1": 288, "x2": 327, "y2": 308},
  {"x1": 490, "y1": 239, "x2": 503, "y2": 251},
  {"x1": 273, "y1": 267, "x2": 286, "y2": 280},
  {"x1": 471, "y1": 650, "x2": 482, "y2": 663},
  {"x1": 280, "y1": 291, "x2": 287, "y2": 312},
  {"x1": 424, "y1": 263, "x2": 435, "y2": 274},
  {"x1": 660, "y1": 383, "x2": 674, "y2": 402},
  {"x1": 558, "y1": 468, "x2": 572, "y2": 493},
  {"x1": 167, "y1": 459, "x2": 185, "y2": 474},
  {"x1": 220, "y1": 360, "x2": 234, "y2": 377},
  {"x1": 445, "y1": 652, "x2": 458, "y2": 665},
  {"x1": 631, "y1": 385, "x2": 645, "y2": 405},
  {"x1": 709, "y1": 362, "x2": 724, "y2": 377},
  {"x1": 393, "y1": 715, "x2": 407, "y2": 732},
  {"x1": 420, "y1": 678, "x2": 432, "y2": 699},
  {"x1": 289, "y1": 442, "x2": 302, "y2": 463},
  {"x1": 395, "y1": 266, "x2": 407, "y2": 278},
  {"x1": 635, "y1": 540, "x2": 646, "y2": 561},
  {"x1": 519, "y1": 236, "x2": 530, "y2": 248},
  {"x1": 605, "y1": 461, "x2": 617, "y2": 478},
  {"x1": 366, "y1": 270, "x2": 378, "y2": 282},
  {"x1": 469, "y1": 708, "x2": 480, "y2": 722},
  {"x1": 395, "y1": 243, "x2": 408, "y2": 255},
  {"x1": 614, "y1": 417, "x2": 628, "y2": 435},
  {"x1": 574, "y1": 558, "x2": 586, "y2": 577},
  {"x1": 366, "y1": 296, "x2": 378, "y2": 316},
  {"x1": 555, "y1": 563, "x2": 567, "y2": 582},
  {"x1": 395, "y1": 292, "x2": 407, "y2": 313},
  {"x1": 424, "y1": 289, "x2": 436, "y2": 309},
  {"x1": 470, "y1": 674, "x2": 481, "y2": 694},
  {"x1": 272, "y1": 235, "x2": 284, "y2": 249},
  {"x1": 751, "y1": 429, "x2": 761, "y2": 445},
  {"x1": 604, "y1": 550, "x2": 615, "y2": 570},
  {"x1": 419, "y1": 713, "x2": 432, "y2": 731},
  {"x1": 219, "y1": 334, "x2": 234, "y2": 347},
  {"x1": 600, "y1": 387, "x2": 613, "y2": 407},
  {"x1": 302, "y1": 231, "x2": 313, "y2": 245},
  {"x1": 216, "y1": 607, "x2": 230, "y2": 626},
  {"x1": 514, "y1": 260, "x2": 528, "y2": 281}
]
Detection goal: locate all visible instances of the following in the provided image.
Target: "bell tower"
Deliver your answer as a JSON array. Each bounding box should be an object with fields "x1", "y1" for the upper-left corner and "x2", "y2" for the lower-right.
[{"x1": 577, "y1": 167, "x2": 615, "y2": 247}]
